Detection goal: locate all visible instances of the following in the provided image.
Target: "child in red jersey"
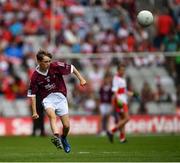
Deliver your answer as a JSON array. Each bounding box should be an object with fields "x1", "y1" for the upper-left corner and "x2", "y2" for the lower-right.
[{"x1": 107, "y1": 63, "x2": 134, "y2": 143}]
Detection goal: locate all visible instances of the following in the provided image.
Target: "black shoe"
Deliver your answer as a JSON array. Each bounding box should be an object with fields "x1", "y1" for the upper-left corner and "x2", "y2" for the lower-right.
[
  {"x1": 61, "y1": 136, "x2": 71, "y2": 153},
  {"x1": 120, "y1": 139, "x2": 127, "y2": 143},
  {"x1": 51, "y1": 136, "x2": 63, "y2": 149},
  {"x1": 106, "y1": 131, "x2": 114, "y2": 143}
]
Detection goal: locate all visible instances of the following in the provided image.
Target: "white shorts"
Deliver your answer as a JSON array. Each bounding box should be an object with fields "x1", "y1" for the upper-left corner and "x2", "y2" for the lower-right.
[
  {"x1": 42, "y1": 92, "x2": 68, "y2": 116},
  {"x1": 99, "y1": 103, "x2": 112, "y2": 116}
]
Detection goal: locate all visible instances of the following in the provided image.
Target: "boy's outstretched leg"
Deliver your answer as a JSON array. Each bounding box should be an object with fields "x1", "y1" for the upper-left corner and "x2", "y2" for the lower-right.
[
  {"x1": 51, "y1": 134, "x2": 63, "y2": 149},
  {"x1": 61, "y1": 136, "x2": 71, "y2": 153},
  {"x1": 45, "y1": 108, "x2": 63, "y2": 149}
]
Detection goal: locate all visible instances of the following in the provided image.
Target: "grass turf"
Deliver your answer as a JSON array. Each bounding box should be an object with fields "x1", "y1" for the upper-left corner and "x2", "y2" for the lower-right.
[{"x1": 0, "y1": 135, "x2": 180, "y2": 162}]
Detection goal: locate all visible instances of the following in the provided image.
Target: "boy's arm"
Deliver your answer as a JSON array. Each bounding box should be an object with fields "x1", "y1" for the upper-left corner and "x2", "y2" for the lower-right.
[
  {"x1": 30, "y1": 96, "x2": 39, "y2": 119},
  {"x1": 72, "y1": 65, "x2": 87, "y2": 86}
]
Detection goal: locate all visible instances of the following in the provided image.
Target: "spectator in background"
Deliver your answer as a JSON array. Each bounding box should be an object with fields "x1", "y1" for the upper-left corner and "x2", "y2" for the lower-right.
[
  {"x1": 88, "y1": 63, "x2": 104, "y2": 93},
  {"x1": 2, "y1": 75, "x2": 17, "y2": 101},
  {"x1": 154, "y1": 8, "x2": 174, "y2": 49},
  {"x1": 155, "y1": 83, "x2": 172, "y2": 102},
  {"x1": 11, "y1": 75, "x2": 27, "y2": 99},
  {"x1": 161, "y1": 30, "x2": 180, "y2": 52},
  {"x1": 139, "y1": 81, "x2": 154, "y2": 114},
  {"x1": 167, "y1": 0, "x2": 180, "y2": 25},
  {"x1": 4, "y1": 37, "x2": 24, "y2": 59}
]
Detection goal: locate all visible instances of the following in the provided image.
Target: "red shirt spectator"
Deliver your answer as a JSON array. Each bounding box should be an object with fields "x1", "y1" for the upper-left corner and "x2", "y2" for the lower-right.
[
  {"x1": 127, "y1": 33, "x2": 135, "y2": 52},
  {"x1": 156, "y1": 14, "x2": 174, "y2": 36}
]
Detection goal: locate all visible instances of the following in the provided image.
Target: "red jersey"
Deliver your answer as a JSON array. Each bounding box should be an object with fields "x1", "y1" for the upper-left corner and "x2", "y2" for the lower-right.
[
  {"x1": 27, "y1": 61, "x2": 73, "y2": 101},
  {"x1": 157, "y1": 15, "x2": 173, "y2": 35}
]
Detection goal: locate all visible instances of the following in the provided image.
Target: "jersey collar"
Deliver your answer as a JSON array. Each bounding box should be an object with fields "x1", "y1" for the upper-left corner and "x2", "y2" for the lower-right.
[{"x1": 36, "y1": 65, "x2": 49, "y2": 76}]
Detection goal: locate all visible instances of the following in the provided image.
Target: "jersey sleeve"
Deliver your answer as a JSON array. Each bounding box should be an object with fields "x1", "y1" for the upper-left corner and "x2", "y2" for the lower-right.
[
  {"x1": 27, "y1": 74, "x2": 38, "y2": 97},
  {"x1": 54, "y1": 61, "x2": 73, "y2": 75}
]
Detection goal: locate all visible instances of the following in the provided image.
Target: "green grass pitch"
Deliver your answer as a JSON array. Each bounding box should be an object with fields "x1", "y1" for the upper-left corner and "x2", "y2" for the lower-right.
[{"x1": 0, "y1": 135, "x2": 180, "y2": 162}]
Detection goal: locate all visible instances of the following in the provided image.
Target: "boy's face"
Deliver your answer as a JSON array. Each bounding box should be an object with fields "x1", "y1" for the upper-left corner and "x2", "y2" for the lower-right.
[
  {"x1": 118, "y1": 66, "x2": 125, "y2": 76},
  {"x1": 38, "y1": 56, "x2": 51, "y2": 70}
]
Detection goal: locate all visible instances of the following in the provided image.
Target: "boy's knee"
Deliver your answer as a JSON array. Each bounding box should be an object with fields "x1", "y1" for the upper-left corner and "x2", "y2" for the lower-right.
[
  {"x1": 125, "y1": 116, "x2": 130, "y2": 123},
  {"x1": 123, "y1": 114, "x2": 130, "y2": 123}
]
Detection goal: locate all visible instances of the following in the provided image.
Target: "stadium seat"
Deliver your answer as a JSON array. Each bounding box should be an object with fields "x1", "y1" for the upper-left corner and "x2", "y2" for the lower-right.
[
  {"x1": 146, "y1": 102, "x2": 159, "y2": 114},
  {"x1": 14, "y1": 99, "x2": 30, "y2": 117},
  {"x1": 2, "y1": 99, "x2": 18, "y2": 117},
  {"x1": 158, "y1": 102, "x2": 176, "y2": 115},
  {"x1": 130, "y1": 102, "x2": 140, "y2": 114}
]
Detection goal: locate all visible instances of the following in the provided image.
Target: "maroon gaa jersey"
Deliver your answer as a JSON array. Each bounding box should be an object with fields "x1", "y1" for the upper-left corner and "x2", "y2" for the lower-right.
[
  {"x1": 27, "y1": 61, "x2": 73, "y2": 101},
  {"x1": 99, "y1": 84, "x2": 113, "y2": 103}
]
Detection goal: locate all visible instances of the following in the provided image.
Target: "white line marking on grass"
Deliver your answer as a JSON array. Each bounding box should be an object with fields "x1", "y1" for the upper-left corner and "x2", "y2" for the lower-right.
[
  {"x1": 78, "y1": 151, "x2": 120, "y2": 154},
  {"x1": 102, "y1": 151, "x2": 119, "y2": 154},
  {"x1": 79, "y1": 152, "x2": 90, "y2": 154}
]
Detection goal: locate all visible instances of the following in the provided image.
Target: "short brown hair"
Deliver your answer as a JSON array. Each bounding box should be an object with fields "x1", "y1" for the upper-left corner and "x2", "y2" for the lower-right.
[
  {"x1": 36, "y1": 49, "x2": 52, "y2": 61},
  {"x1": 117, "y1": 62, "x2": 126, "y2": 70}
]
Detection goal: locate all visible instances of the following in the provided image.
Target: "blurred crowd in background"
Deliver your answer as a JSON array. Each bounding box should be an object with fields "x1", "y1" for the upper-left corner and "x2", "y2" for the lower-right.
[{"x1": 0, "y1": 0, "x2": 180, "y2": 117}]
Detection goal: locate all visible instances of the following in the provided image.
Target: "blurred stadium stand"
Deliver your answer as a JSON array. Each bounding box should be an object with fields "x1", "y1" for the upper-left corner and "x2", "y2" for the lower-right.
[{"x1": 0, "y1": 0, "x2": 179, "y2": 118}]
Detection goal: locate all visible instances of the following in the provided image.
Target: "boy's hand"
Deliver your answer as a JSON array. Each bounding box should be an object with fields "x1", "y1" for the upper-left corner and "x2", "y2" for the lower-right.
[
  {"x1": 32, "y1": 113, "x2": 39, "y2": 119},
  {"x1": 133, "y1": 92, "x2": 139, "y2": 98},
  {"x1": 80, "y1": 79, "x2": 87, "y2": 87},
  {"x1": 133, "y1": 92, "x2": 141, "y2": 101}
]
